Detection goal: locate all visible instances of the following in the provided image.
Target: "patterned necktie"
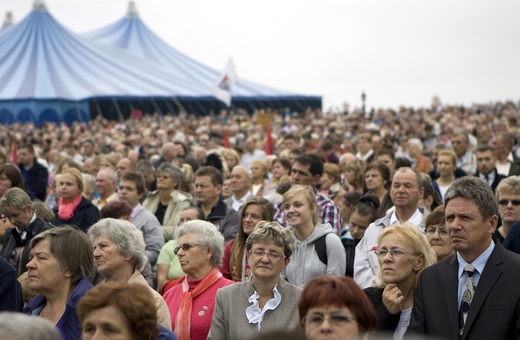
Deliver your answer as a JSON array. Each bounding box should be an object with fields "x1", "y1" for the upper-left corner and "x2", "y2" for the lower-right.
[{"x1": 459, "y1": 264, "x2": 476, "y2": 335}]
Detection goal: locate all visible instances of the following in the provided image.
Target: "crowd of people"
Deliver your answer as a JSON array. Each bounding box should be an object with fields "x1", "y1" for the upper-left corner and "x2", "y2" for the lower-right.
[{"x1": 1, "y1": 100, "x2": 520, "y2": 339}]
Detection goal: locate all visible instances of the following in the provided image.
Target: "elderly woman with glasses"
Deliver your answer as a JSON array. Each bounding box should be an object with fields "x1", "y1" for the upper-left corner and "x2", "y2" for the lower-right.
[
  {"x1": 364, "y1": 224, "x2": 436, "y2": 339},
  {"x1": 163, "y1": 220, "x2": 234, "y2": 340},
  {"x1": 208, "y1": 222, "x2": 303, "y2": 339},
  {"x1": 157, "y1": 207, "x2": 205, "y2": 294},
  {"x1": 143, "y1": 163, "x2": 192, "y2": 242},
  {"x1": 88, "y1": 218, "x2": 172, "y2": 330},
  {"x1": 299, "y1": 275, "x2": 377, "y2": 340}
]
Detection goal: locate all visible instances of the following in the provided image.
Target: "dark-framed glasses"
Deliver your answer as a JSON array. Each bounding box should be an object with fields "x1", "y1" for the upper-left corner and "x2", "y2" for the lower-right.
[
  {"x1": 498, "y1": 199, "x2": 520, "y2": 206},
  {"x1": 248, "y1": 249, "x2": 285, "y2": 261},
  {"x1": 174, "y1": 243, "x2": 201, "y2": 255}
]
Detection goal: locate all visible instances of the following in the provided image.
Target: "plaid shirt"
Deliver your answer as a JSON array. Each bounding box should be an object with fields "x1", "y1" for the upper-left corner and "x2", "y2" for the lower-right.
[{"x1": 274, "y1": 192, "x2": 342, "y2": 234}]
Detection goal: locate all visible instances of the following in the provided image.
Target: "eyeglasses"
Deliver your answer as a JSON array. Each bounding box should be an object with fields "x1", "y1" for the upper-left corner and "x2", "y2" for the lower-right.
[
  {"x1": 426, "y1": 227, "x2": 448, "y2": 236},
  {"x1": 374, "y1": 248, "x2": 417, "y2": 257},
  {"x1": 174, "y1": 243, "x2": 201, "y2": 255},
  {"x1": 498, "y1": 199, "x2": 520, "y2": 206},
  {"x1": 302, "y1": 312, "x2": 356, "y2": 327},
  {"x1": 248, "y1": 249, "x2": 285, "y2": 261}
]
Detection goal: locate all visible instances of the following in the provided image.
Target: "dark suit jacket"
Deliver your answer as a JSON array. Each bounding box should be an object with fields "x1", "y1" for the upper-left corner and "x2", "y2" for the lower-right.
[
  {"x1": 509, "y1": 161, "x2": 520, "y2": 177},
  {"x1": 474, "y1": 168, "x2": 505, "y2": 192},
  {"x1": 18, "y1": 161, "x2": 48, "y2": 201},
  {"x1": 364, "y1": 287, "x2": 400, "y2": 331},
  {"x1": 409, "y1": 242, "x2": 520, "y2": 339}
]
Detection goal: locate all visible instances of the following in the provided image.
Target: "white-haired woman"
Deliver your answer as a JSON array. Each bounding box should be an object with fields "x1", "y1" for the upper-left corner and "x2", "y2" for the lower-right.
[
  {"x1": 88, "y1": 218, "x2": 172, "y2": 330},
  {"x1": 163, "y1": 220, "x2": 234, "y2": 340}
]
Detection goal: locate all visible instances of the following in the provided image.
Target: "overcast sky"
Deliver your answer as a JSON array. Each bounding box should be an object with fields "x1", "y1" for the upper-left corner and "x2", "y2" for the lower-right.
[{"x1": 1, "y1": 0, "x2": 519, "y2": 111}]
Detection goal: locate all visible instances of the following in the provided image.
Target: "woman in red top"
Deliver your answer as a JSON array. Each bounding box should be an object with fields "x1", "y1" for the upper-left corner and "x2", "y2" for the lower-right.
[{"x1": 163, "y1": 220, "x2": 234, "y2": 340}]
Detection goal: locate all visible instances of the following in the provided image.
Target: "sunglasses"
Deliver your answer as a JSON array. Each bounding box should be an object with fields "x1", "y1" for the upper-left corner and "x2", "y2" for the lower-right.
[
  {"x1": 498, "y1": 199, "x2": 520, "y2": 206},
  {"x1": 174, "y1": 243, "x2": 201, "y2": 255}
]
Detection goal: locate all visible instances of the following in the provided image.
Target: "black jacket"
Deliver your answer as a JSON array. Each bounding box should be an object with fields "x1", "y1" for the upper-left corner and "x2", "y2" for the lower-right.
[
  {"x1": 54, "y1": 196, "x2": 99, "y2": 232},
  {"x1": 364, "y1": 287, "x2": 400, "y2": 331},
  {"x1": 201, "y1": 199, "x2": 238, "y2": 243},
  {"x1": 0, "y1": 215, "x2": 53, "y2": 276},
  {"x1": 474, "y1": 168, "x2": 505, "y2": 193},
  {"x1": 18, "y1": 161, "x2": 48, "y2": 201},
  {"x1": 341, "y1": 237, "x2": 361, "y2": 277}
]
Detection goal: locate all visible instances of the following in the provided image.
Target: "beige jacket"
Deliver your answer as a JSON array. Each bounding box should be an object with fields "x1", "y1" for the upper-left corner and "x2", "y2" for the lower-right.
[
  {"x1": 128, "y1": 270, "x2": 172, "y2": 330},
  {"x1": 143, "y1": 189, "x2": 192, "y2": 241}
]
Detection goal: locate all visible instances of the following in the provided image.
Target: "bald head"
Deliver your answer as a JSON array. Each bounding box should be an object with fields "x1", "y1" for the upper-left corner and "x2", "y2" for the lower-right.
[{"x1": 161, "y1": 142, "x2": 178, "y2": 162}]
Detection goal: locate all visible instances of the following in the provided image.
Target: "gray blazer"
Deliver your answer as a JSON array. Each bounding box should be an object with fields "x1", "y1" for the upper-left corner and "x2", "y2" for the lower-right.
[{"x1": 207, "y1": 278, "x2": 303, "y2": 340}]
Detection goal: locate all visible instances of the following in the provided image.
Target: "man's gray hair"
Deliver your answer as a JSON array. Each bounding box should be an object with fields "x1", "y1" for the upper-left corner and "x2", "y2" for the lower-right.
[{"x1": 444, "y1": 176, "x2": 498, "y2": 219}]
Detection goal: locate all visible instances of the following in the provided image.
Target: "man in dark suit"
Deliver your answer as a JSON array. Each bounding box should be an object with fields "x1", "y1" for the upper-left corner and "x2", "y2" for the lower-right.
[
  {"x1": 409, "y1": 177, "x2": 520, "y2": 339},
  {"x1": 17, "y1": 144, "x2": 48, "y2": 201},
  {"x1": 474, "y1": 144, "x2": 505, "y2": 193}
]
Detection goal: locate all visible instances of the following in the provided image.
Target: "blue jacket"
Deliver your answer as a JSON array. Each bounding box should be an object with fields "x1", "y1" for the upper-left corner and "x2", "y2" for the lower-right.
[
  {"x1": 23, "y1": 277, "x2": 93, "y2": 340},
  {"x1": 159, "y1": 325, "x2": 178, "y2": 340},
  {"x1": 0, "y1": 257, "x2": 23, "y2": 312}
]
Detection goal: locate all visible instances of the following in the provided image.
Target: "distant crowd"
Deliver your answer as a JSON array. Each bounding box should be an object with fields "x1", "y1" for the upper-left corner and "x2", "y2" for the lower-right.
[{"x1": 1, "y1": 100, "x2": 520, "y2": 339}]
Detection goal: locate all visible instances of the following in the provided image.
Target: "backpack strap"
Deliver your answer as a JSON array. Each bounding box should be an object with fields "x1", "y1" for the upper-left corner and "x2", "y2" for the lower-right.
[{"x1": 314, "y1": 234, "x2": 328, "y2": 265}]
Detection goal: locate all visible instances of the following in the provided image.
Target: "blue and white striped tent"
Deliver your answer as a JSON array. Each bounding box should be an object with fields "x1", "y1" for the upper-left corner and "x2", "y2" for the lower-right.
[{"x1": 0, "y1": 2, "x2": 321, "y2": 125}]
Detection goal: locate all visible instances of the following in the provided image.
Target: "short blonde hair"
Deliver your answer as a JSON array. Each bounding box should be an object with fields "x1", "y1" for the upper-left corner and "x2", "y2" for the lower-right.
[
  {"x1": 323, "y1": 163, "x2": 341, "y2": 183},
  {"x1": 246, "y1": 221, "x2": 294, "y2": 258}
]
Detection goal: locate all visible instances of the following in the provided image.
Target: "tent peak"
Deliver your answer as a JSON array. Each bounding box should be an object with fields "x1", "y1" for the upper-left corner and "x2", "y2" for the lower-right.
[
  {"x1": 33, "y1": 0, "x2": 47, "y2": 12},
  {"x1": 127, "y1": 1, "x2": 139, "y2": 18}
]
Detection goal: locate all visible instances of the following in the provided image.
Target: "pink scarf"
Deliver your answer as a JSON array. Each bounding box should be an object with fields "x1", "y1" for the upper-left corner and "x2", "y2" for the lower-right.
[
  {"x1": 174, "y1": 267, "x2": 222, "y2": 340},
  {"x1": 58, "y1": 195, "x2": 82, "y2": 220}
]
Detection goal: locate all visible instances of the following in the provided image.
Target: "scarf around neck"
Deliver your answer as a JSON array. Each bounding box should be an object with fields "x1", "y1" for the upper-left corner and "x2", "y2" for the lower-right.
[
  {"x1": 174, "y1": 267, "x2": 222, "y2": 340},
  {"x1": 58, "y1": 195, "x2": 82, "y2": 220}
]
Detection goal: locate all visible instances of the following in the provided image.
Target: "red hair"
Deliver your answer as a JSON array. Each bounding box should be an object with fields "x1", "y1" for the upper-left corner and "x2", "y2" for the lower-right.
[{"x1": 298, "y1": 275, "x2": 377, "y2": 332}]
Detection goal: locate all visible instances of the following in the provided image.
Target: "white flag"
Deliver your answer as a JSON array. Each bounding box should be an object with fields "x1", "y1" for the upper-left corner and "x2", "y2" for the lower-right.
[{"x1": 212, "y1": 58, "x2": 237, "y2": 107}]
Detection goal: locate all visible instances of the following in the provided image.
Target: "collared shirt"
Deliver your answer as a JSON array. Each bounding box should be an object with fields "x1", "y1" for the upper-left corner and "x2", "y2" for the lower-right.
[
  {"x1": 389, "y1": 208, "x2": 424, "y2": 231},
  {"x1": 355, "y1": 149, "x2": 374, "y2": 162},
  {"x1": 495, "y1": 153, "x2": 514, "y2": 176},
  {"x1": 232, "y1": 191, "x2": 252, "y2": 212},
  {"x1": 457, "y1": 241, "x2": 495, "y2": 308},
  {"x1": 479, "y1": 172, "x2": 495, "y2": 187},
  {"x1": 15, "y1": 213, "x2": 37, "y2": 242},
  {"x1": 245, "y1": 284, "x2": 282, "y2": 331},
  {"x1": 94, "y1": 191, "x2": 118, "y2": 210},
  {"x1": 274, "y1": 192, "x2": 342, "y2": 234}
]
